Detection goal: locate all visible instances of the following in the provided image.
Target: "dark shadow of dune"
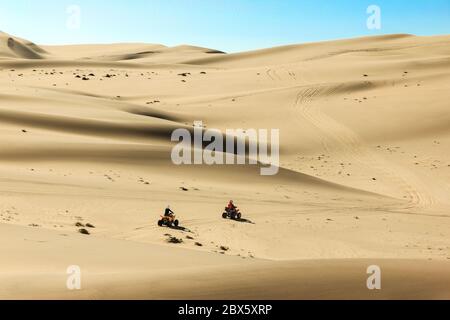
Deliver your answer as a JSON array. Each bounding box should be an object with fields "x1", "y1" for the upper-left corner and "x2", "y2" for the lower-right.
[
  {"x1": 7, "y1": 37, "x2": 44, "y2": 59},
  {"x1": 125, "y1": 107, "x2": 181, "y2": 122},
  {"x1": 0, "y1": 108, "x2": 182, "y2": 142},
  {"x1": 96, "y1": 51, "x2": 159, "y2": 61}
]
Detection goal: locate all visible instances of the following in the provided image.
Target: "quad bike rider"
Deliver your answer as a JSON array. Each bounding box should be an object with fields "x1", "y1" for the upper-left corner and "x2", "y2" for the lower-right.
[
  {"x1": 158, "y1": 205, "x2": 180, "y2": 227},
  {"x1": 222, "y1": 200, "x2": 242, "y2": 220}
]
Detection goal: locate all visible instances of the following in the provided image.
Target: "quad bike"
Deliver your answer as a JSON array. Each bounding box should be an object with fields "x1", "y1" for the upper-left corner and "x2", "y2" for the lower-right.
[
  {"x1": 222, "y1": 207, "x2": 242, "y2": 220},
  {"x1": 158, "y1": 214, "x2": 179, "y2": 227}
]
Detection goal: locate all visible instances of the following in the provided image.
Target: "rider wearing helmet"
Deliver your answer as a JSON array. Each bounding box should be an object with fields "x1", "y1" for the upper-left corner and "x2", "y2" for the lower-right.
[
  {"x1": 227, "y1": 200, "x2": 238, "y2": 212},
  {"x1": 164, "y1": 205, "x2": 174, "y2": 217}
]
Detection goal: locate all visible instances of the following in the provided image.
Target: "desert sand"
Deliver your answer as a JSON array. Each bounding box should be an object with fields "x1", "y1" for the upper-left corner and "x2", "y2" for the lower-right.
[{"x1": 0, "y1": 31, "x2": 449, "y2": 299}]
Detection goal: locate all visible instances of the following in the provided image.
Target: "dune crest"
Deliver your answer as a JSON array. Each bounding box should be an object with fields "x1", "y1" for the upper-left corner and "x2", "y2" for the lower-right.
[
  {"x1": 0, "y1": 32, "x2": 47, "y2": 59},
  {"x1": 0, "y1": 32, "x2": 449, "y2": 299}
]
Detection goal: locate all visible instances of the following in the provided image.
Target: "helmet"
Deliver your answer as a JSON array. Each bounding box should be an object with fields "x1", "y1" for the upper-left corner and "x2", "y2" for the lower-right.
[{"x1": 230, "y1": 200, "x2": 234, "y2": 204}]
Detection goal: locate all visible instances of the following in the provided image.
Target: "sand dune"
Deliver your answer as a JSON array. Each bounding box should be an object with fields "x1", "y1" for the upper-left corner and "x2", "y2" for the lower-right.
[
  {"x1": 0, "y1": 32, "x2": 48, "y2": 60},
  {"x1": 2, "y1": 224, "x2": 449, "y2": 300},
  {"x1": 42, "y1": 42, "x2": 225, "y2": 64},
  {"x1": 0, "y1": 32, "x2": 449, "y2": 299}
]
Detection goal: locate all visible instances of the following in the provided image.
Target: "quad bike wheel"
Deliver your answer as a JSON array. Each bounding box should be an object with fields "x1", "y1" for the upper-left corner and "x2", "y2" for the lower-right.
[
  {"x1": 174, "y1": 220, "x2": 179, "y2": 227},
  {"x1": 222, "y1": 212, "x2": 227, "y2": 219},
  {"x1": 236, "y1": 212, "x2": 242, "y2": 220},
  {"x1": 157, "y1": 220, "x2": 163, "y2": 227}
]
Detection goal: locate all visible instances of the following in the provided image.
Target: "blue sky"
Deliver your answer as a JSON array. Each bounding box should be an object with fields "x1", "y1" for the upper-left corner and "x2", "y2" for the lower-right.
[{"x1": 0, "y1": 0, "x2": 449, "y2": 52}]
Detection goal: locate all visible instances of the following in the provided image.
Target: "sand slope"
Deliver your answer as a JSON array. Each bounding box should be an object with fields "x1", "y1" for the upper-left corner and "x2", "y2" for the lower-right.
[
  {"x1": 0, "y1": 32, "x2": 449, "y2": 299},
  {"x1": 0, "y1": 32, "x2": 48, "y2": 59}
]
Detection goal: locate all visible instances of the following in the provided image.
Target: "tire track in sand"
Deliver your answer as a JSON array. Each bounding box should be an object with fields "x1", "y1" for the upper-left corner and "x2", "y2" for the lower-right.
[{"x1": 291, "y1": 84, "x2": 435, "y2": 211}]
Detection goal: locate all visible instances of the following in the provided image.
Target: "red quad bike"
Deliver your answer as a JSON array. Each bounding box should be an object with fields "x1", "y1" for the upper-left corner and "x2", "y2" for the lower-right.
[
  {"x1": 158, "y1": 214, "x2": 179, "y2": 227},
  {"x1": 222, "y1": 207, "x2": 242, "y2": 220}
]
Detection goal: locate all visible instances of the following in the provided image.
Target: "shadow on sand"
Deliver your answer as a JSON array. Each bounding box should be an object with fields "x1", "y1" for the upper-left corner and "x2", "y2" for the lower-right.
[
  {"x1": 167, "y1": 225, "x2": 193, "y2": 233},
  {"x1": 234, "y1": 218, "x2": 255, "y2": 224}
]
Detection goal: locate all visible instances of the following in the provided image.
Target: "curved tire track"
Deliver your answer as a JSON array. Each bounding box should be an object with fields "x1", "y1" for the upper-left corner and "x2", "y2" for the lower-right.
[{"x1": 291, "y1": 83, "x2": 434, "y2": 211}]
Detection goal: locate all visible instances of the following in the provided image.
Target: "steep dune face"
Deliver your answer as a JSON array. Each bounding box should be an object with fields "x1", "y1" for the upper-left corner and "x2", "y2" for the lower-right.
[
  {"x1": 0, "y1": 32, "x2": 47, "y2": 59},
  {"x1": 0, "y1": 33, "x2": 225, "y2": 63},
  {"x1": 0, "y1": 33, "x2": 449, "y2": 299}
]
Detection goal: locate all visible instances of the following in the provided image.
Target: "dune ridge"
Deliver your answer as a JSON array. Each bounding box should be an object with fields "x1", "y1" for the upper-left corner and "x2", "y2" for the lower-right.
[
  {"x1": 0, "y1": 33, "x2": 449, "y2": 299},
  {"x1": 0, "y1": 32, "x2": 48, "y2": 59}
]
